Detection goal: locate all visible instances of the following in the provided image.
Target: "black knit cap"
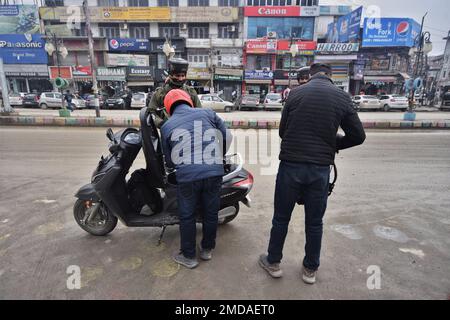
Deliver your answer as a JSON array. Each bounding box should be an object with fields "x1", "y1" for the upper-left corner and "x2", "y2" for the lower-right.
[
  {"x1": 297, "y1": 66, "x2": 310, "y2": 80},
  {"x1": 310, "y1": 63, "x2": 332, "y2": 76},
  {"x1": 168, "y1": 57, "x2": 189, "y2": 75}
]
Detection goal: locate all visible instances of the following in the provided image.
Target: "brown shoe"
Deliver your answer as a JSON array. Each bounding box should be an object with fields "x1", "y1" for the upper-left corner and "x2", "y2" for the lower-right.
[
  {"x1": 302, "y1": 266, "x2": 316, "y2": 284},
  {"x1": 259, "y1": 254, "x2": 283, "y2": 278}
]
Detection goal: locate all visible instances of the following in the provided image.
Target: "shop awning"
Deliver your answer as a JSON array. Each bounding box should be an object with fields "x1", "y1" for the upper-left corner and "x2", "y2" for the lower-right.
[
  {"x1": 127, "y1": 81, "x2": 154, "y2": 86},
  {"x1": 364, "y1": 76, "x2": 397, "y2": 83},
  {"x1": 245, "y1": 79, "x2": 272, "y2": 84}
]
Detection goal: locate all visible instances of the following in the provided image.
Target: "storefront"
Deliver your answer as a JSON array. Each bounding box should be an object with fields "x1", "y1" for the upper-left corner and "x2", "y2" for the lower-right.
[
  {"x1": 186, "y1": 68, "x2": 211, "y2": 94},
  {"x1": 4, "y1": 64, "x2": 52, "y2": 93},
  {"x1": 71, "y1": 66, "x2": 93, "y2": 94},
  {"x1": 213, "y1": 68, "x2": 243, "y2": 102},
  {"x1": 243, "y1": 70, "x2": 273, "y2": 98},
  {"x1": 126, "y1": 66, "x2": 154, "y2": 93},
  {"x1": 273, "y1": 70, "x2": 299, "y2": 93},
  {"x1": 0, "y1": 34, "x2": 50, "y2": 93},
  {"x1": 96, "y1": 67, "x2": 127, "y2": 95}
]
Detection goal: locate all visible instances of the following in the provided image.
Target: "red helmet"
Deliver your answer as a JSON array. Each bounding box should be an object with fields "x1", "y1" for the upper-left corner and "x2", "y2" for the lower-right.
[{"x1": 164, "y1": 89, "x2": 193, "y2": 115}]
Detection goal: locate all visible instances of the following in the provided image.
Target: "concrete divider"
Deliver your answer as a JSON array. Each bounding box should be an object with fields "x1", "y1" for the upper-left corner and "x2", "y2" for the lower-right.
[{"x1": 1, "y1": 115, "x2": 450, "y2": 130}]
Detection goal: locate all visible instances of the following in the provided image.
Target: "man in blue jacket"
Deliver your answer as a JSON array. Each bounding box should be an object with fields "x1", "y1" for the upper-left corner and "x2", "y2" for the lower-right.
[{"x1": 161, "y1": 89, "x2": 232, "y2": 269}]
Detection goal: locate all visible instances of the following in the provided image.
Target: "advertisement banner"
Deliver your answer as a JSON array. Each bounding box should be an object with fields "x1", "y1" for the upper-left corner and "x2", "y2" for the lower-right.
[
  {"x1": 274, "y1": 70, "x2": 298, "y2": 80},
  {"x1": 3, "y1": 64, "x2": 49, "y2": 77},
  {"x1": 149, "y1": 38, "x2": 185, "y2": 53},
  {"x1": 49, "y1": 66, "x2": 73, "y2": 79},
  {"x1": 100, "y1": 7, "x2": 170, "y2": 21},
  {"x1": 106, "y1": 53, "x2": 149, "y2": 67},
  {"x1": 277, "y1": 40, "x2": 317, "y2": 51},
  {"x1": 0, "y1": 34, "x2": 48, "y2": 64},
  {"x1": 362, "y1": 18, "x2": 421, "y2": 47},
  {"x1": 108, "y1": 38, "x2": 149, "y2": 52},
  {"x1": 171, "y1": 7, "x2": 238, "y2": 22},
  {"x1": 327, "y1": 6, "x2": 362, "y2": 43},
  {"x1": 72, "y1": 66, "x2": 92, "y2": 77},
  {"x1": 245, "y1": 40, "x2": 277, "y2": 54},
  {"x1": 126, "y1": 66, "x2": 153, "y2": 81},
  {"x1": 316, "y1": 43, "x2": 360, "y2": 53},
  {"x1": 0, "y1": 5, "x2": 40, "y2": 34},
  {"x1": 244, "y1": 70, "x2": 274, "y2": 80},
  {"x1": 244, "y1": 6, "x2": 319, "y2": 17},
  {"x1": 186, "y1": 68, "x2": 210, "y2": 80}
]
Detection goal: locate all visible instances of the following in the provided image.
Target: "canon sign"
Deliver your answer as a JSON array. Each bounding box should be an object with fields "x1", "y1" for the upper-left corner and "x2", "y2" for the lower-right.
[{"x1": 257, "y1": 7, "x2": 287, "y2": 15}]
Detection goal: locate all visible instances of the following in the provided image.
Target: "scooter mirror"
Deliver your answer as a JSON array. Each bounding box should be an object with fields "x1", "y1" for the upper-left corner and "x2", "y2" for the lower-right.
[{"x1": 106, "y1": 128, "x2": 114, "y2": 141}]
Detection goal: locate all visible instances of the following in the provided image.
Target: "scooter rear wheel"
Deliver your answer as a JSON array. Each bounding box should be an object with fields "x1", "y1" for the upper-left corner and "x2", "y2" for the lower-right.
[
  {"x1": 218, "y1": 203, "x2": 239, "y2": 225},
  {"x1": 73, "y1": 199, "x2": 118, "y2": 236}
]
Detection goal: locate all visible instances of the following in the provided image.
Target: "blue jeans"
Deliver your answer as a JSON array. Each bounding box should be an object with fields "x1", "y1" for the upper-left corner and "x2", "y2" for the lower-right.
[
  {"x1": 177, "y1": 176, "x2": 222, "y2": 259},
  {"x1": 267, "y1": 161, "x2": 330, "y2": 271}
]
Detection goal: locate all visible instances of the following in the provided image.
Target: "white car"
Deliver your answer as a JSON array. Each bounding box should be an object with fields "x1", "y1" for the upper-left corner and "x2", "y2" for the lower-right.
[
  {"x1": 263, "y1": 93, "x2": 283, "y2": 111},
  {"x1": 131, "y1": 92, "x2": 148, "y2": 109},
  {"x1": 39, "y1": 92, "x2": 64, "y2": 109},
  {"x1": 198, "y1": 94, "x2": 235, "y2": 112},
  {"x1": 352, "y1": 95, "x2": 382, "y2": 111},
  {"x1": 9, "y1": 93, "x2": 26, "y2": 106},
  {"x1": 378, "y1": 94, "x2": 409, "y2": 112},
  {"x1": 71, "y1": 96, "x2": 86, "y2": 109}
]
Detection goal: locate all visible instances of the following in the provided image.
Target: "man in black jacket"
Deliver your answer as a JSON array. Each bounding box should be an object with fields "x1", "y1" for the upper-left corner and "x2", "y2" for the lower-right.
[{"x1": 259, "y1": 63, "x2": 366, "y2": 284}]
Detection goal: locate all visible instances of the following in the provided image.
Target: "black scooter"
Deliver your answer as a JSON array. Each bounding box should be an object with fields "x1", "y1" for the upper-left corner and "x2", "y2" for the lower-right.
[{"x1": 74, "y1": 108, "x2": 253, "y2": 243}]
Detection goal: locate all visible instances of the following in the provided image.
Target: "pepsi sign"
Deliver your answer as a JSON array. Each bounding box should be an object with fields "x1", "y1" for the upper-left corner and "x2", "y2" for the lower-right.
[
  {"x1": 108, "y1": 38, "x2": 149, "y2": 52},
  {"x1": 362, "y1": 18, "x2": 421, "y2": 47}
]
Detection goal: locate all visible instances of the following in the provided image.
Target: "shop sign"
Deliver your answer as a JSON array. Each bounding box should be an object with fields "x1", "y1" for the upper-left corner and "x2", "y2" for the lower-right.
[
  {"x1": 244, "y1": 6, "x2": 319, "y2": 17},
  {"x1": 96, "y1": 67, "x2": 126, "y2": 81},
  {"x1": 273, "y1": 70, "x2": 298, "y2": 80},
  {"x1": 108, "y1": 38, "x2": 149, "y2": 52},
  {"x1": 126, "y1": 66, "x2": 153, "y2": 81},
  {"x1": 316, "y1": 43, "x2": 360, "y2": 53},
  {"x1": 214, "y1": 74, "x2": 242, "y2": 81},
  {"x1": 245, "y1": 40, "x2": 277, "y2": 54},
  {"x1": 149, "y1": 38, "x2": 185, "y2": 53},
  {"x1": 0, "y1": 34, "x2": 47, "y2": 64},
  {"x1": 245, "y1": 70, "x2": 273, "y2": 80},
  {"x1": 362, "y1": 18, "x2": 421, "y2": 47},
  {"x1": 48, "y1": 66, "x2": 73, "y2": 79},
  {"x1": 171, "y1": 7, "x2": 238, "y2": 22},
  {"x1": 106, "y1": 53, "x2": 149, "y2": 67},
  {"x1": 187, "y1": 68, "x2": 210, "y2": 80},
  {"x1": 277, "y1": 40, "x2": 317, "y2": 51},
  {"x1": 3, "y1": 64, "x2": 48, "y2": 77},
  {"x1": 72, "y1": 65, "x2": 92, "y2": 77}
]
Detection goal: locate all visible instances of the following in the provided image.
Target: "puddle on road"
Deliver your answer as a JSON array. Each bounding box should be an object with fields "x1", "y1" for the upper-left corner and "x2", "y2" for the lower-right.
[
  {"x1": 34, "y1": 222, "x2": 64, "y2": 235},
  {"x1": 150, "y1": 258, "x2": 180, "y2": 278},
  {"x1": 119, "y1": 257, "x2": 143, "y2": 271},
  {"x1": 329, "y1": 224, "x2": 363, "y2": 240},
  {"x1": 373, "y1": 225, "x2": 409, "y2": 243}
]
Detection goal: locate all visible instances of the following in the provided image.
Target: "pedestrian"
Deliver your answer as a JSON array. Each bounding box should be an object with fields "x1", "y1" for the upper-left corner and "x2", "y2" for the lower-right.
[
  {"x1": 148, "y1": 58, "x2": 202, "y2": 128},
  {"x1": 259, "y1": 63, "x2": 366, "y2": 284},
  {"x1": 282, "y1": 87, "x2": 291, "y2": 103},
  {"x1": 64, "y1": 90, "x2": 74, "y2": 112},
  {"x1": 161, "y1": 89, "x2": 232, "y2": 269}
]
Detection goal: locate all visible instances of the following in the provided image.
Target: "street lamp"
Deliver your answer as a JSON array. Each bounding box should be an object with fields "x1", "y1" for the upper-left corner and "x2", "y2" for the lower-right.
[
  {"x1": 45, "y1": 32, "x2": 68, "y2": 110},
  {"x1": 288, "y1": 35, "x2": 299, "y2": 88}
]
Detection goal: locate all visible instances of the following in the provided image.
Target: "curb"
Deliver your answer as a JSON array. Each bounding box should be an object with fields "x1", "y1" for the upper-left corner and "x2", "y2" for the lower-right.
[{"x1": 1, "y1": 116, "x2": 450, "y2": 130}]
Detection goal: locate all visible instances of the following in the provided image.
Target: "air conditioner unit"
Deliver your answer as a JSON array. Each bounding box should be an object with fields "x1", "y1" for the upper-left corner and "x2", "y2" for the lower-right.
[
  {"x1": 227, "y1": 25, "x2": 236, "y2": 32},
  {"x1": 180, "y1": 23, "x2": 188, "y2": 30},
  {"x1": 120, "y1": 23, "x2": 128, "y2": 30},
  {"x1": 267, "y1": 31, "x2": 277, "y2": 39}
]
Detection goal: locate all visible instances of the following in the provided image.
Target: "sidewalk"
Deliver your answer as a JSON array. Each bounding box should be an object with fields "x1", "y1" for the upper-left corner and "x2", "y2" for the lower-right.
[{"x1": 1, "y1": 106, "x2": 449, "y2": 129}]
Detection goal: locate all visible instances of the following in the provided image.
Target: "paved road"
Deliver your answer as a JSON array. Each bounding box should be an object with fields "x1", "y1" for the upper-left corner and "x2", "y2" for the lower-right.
[
  {"x1": 12, "y1": 107, "x2": 450, "y2": 122},
  {"x1": 0, "y1": 127, "x2": 449, "y2": 299}
]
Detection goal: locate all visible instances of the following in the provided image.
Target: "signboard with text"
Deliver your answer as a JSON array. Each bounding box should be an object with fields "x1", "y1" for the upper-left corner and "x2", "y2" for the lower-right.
[
  {"x1": 244, "y1": 6, "x2": 319, "y2": 17},
  {"x1": 0, "y1": 5, "x2": 40, "y2": 34},
  {"x1": 316, "y1": 43, "x2": 360, "y2": 53},
  {"x1": 106, "y1": 53, "x2": 149, "y2": 67},
  {"x1": 362, "y1": 18, "x2": 421, "y2": 47},
  {"x1": 0, "y1": 34, "x2": 47, "y2": 64},
  {"x1": 245, "y1": 40, "x2": 277, "y2": 54},
  {"x1": 326, "y1": 6, "x2": 362, "y2": 43},
  {"x1": 108, "y1": 38, "x2": 149, "y2": 52},
  {"x1": 244, "y1": 70, "x2": 273, "y2": 80}
]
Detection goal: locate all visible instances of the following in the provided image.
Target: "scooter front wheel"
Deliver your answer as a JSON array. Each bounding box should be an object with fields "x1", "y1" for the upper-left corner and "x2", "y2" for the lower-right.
[{"x1": 73, "y1": 199, "x2": 118, "y2": 236}]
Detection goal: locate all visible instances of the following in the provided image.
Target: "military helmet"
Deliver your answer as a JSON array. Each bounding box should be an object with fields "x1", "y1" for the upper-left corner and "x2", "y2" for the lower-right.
[{"x1": 168, "y1": 57, "x2": 189, "y2": 75}]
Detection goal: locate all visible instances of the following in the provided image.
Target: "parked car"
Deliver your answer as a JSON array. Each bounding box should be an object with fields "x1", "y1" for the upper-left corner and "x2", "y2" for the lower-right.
[
  {"x1": 105, "y1": 94, "x2": 126, "y2": 109},
  {"x1": 9, "y1": 93, "x2": 26, "y2": 107},
  {"x1": 84, "y1": 94, "x2": 105, "y2": 109},
  {"x1": 263, "y1": 93, "x2": 283, "y2": 111},
  {"x1": 378, "y1": 94, "x2": 409, "y2": 111},
  {"x1": 22, "y1": 93, "x2": 41, "y2": 108},
  {"x1": 440, "y1": 92, "x2": 450, "y2": 110},
  {"x1": 198, "y1": 94, "x2": 235, "y2": 112},
  {"x1": 352, "y1": 95, "x2": 382, "y2": 111},
  {"x1": 39, "y1": 92, "x2": 64, "y2": 109},
  {"x1": 71, "y1": 95, "x2": 86, "y2": 109},
  {"x1": 131, "y1": 92, "x2": 148, "y2": 109},
  {"x1": 238, "y1": 94, "x2": 262, "y2": 111}
]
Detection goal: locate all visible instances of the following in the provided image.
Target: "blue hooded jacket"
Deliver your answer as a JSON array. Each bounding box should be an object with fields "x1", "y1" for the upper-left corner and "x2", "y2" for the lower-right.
[{"x1": 161, "y1": 104, "x2": 232, "y2": 183}]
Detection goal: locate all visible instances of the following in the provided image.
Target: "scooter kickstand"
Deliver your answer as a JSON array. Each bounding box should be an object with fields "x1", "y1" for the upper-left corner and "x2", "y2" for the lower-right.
[{"x1": 157, "y1": 226, "x2": 167, "y2": 246}]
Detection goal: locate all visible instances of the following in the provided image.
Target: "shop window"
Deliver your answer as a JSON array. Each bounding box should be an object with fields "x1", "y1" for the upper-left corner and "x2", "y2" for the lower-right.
[
  {"x1": 98, "y1": 24, "x2": 120, "y2": 38},
  {"x1": 128, "y1": 0, "x2": 149, "y2": 6},
  {"x1": 45, "y1": 0, "x2": 64, "y2": 6},
  {"x1": 188, "y1": 24, "x2": 209, "y2": 39},
  {"x1": 218, "y1": 24, "x2": 239, "y2": 39},
  {"x1": 158, "y1": 0, "x2": 179, "y2": 5},
  {"x1": 98, "y1": 0, "x2": 119, "y2": 5},
  {"x1": 218, "y1": 0, "x2": 239, "y2": 5},
  {"x1": 159, "y1": 24, "x2": 180, "y2": 38},
  {"x1": 130, "y1": 24, "x2": 150, "y2": 38},
  {"x1": 188, "y1": 0, "x2": 209, "y2": 6}
]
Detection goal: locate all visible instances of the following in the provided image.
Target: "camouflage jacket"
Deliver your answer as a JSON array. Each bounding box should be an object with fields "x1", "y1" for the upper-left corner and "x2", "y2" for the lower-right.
[{"x1": 147, "y1": 81, "x2": 202, "y2": 128}]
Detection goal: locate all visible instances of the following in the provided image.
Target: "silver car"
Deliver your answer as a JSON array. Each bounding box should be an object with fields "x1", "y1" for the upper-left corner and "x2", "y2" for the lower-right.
[
  {"x1": 198, "y1": 94, "x2": 235, "y2": 112},
  {"x1": 39, "y1": 92, "x2": 64, "y2": 109},
  {"x1": 9, "y1": 93, "x2": 26, "y2": 106},
  {"x1": 352, "y1": 95, "x2": 382, "y2": 111},
  {"x1": 131, "y1": 92, "x2": 148, "y2": 109},
  {"x1": 263, "y1": 93, "x2": 283, "y2": 111}
]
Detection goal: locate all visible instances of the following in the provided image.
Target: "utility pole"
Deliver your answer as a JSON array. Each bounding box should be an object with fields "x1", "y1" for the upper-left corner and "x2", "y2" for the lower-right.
[
  {"x1": 83, "y1": 0, "x2": 100, "y2": 117},
  {"x1": 0, "y1": 58, "x2": 13, "y2": 113}
]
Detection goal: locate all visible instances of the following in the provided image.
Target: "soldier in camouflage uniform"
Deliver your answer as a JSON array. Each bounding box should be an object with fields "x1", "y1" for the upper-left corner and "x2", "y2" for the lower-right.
[{"x1": 148, "y1": 57, "x2": 202, "y2": 128}]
